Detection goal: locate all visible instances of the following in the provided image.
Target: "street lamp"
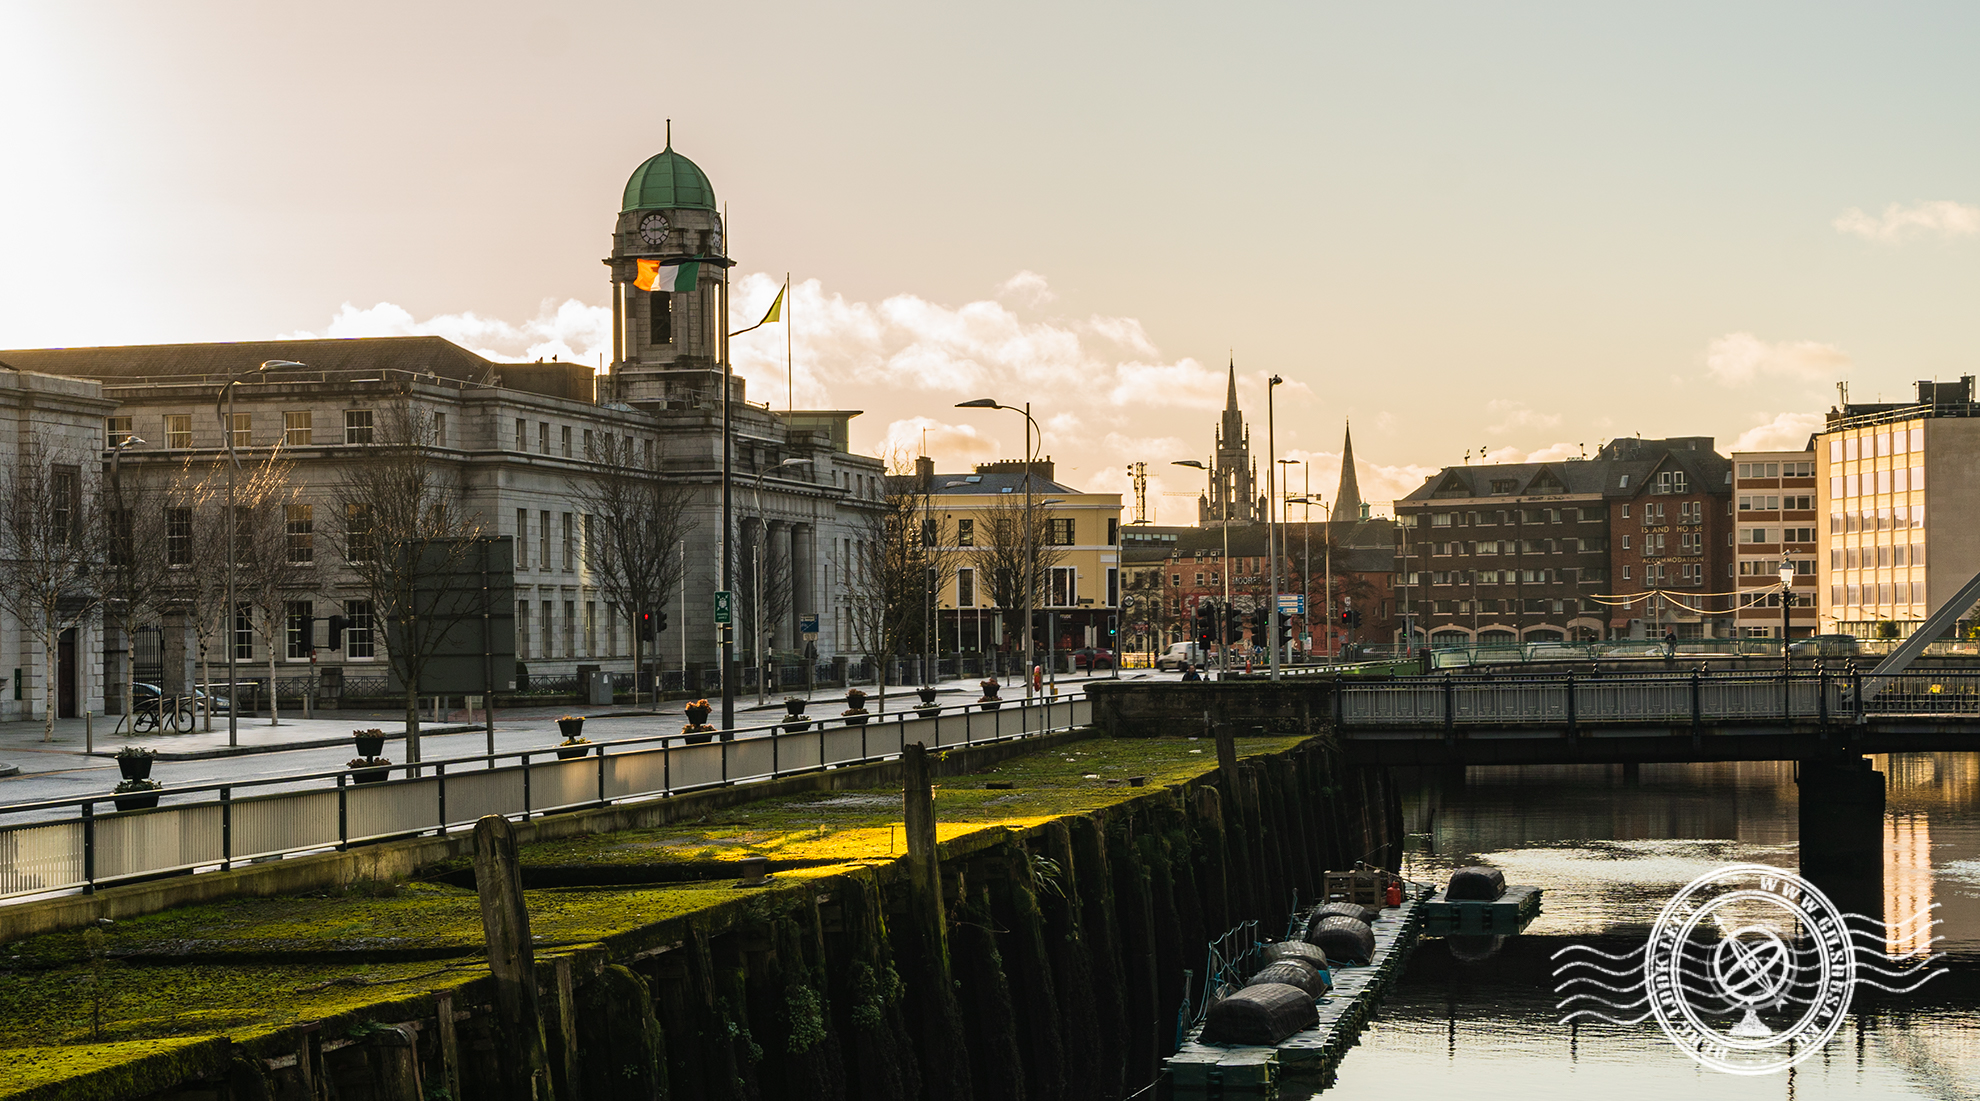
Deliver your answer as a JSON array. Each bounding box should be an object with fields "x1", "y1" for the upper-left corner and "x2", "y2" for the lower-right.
[
  {"x1": 751, "y1": 457, "x2": 812, "y2": 704},
  {"x1": 1265, "y1": 375, "x2": 1284, "y2": 681},
  {"x1": 1173, "y1": 459, "x2": 1231, "y2": 677},
  {"x1": 1279, "y1": 458, "x2": 1307, "y2": 664},
  {"x1": 109, "y1": 433, "x2": 145, "y2": 732},
  {"x1": 218, "y1": 360, "x2": 303, "y2": 747},
  {"x1": 956, "y1": 398, "x2": 1043, "y2": 700},
  {"x1": 1779, "y1": 556, "x2": 1795, "y2": 701}
]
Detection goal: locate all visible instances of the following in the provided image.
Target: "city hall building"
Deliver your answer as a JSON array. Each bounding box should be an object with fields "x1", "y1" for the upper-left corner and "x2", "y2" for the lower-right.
[{"x1": 0, "y1": 141, "x2": 886, "y2": 711}]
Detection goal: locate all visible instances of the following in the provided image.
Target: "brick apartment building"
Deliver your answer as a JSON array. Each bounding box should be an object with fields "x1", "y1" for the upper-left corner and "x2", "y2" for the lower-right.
[
  {"x1": 1730, "y1": 447, "x2": 1821, "y2": 638},
  {"x1": 1395, "y1": 437, "x2": 1735, "y2": 645}
]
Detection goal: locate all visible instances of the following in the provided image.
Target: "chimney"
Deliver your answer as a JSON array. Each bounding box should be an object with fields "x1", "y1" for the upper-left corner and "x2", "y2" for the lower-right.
[{"x1": 916, "y1": 455, "x2": 934, "y2": 492}]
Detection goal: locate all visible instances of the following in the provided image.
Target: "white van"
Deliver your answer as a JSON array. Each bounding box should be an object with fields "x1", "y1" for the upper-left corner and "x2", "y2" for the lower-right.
[{"x1": 1156, "y1": 642, "x2": 1208, "y2": 671}]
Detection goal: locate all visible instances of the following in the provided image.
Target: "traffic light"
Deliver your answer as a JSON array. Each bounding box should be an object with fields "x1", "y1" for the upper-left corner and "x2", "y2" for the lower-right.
[
  {"x1": 1338, "y1": 607, "x2": 1351, "y2": 626},
  {"x1": 1224, "y1": 605, "x2": 1242, "y2": 645},
  {"x1": 1194, "y1": 603, "x2": 1215, "y2": 646},
  {"x1": 639, "y1": 611, "x2": 655, "y2": 641},
  {"x1": 1349, "y1": 609, "x2": 1363, "y2": 628},
  {"x1": 655, "y1": 609, "x2": 669, "y2": 635},
  {"x1": 327, "y1": 614, "x2": 348, "y2": 651},
  {"x1": 1251, "y1": 607, "x2": 1269, "y2": 641},
  {"x1": 1276, "y1": 618, "x2": 1292, "y2": 649},
  {"x1": 1106, "y1": 615, "x2": 1118, "y2": 642}
]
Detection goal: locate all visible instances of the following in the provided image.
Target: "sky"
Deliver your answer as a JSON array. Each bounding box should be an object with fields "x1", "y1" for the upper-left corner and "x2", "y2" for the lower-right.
[{"x1": 4, "y1": 2, "x2": 1979, "y2": 517}]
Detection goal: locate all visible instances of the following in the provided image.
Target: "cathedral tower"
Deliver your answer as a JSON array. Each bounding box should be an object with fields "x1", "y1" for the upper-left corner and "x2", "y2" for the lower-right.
[
  {"x1": 1331, "y1": 420, "x2": 1364, "y2": 523},
  {"x1": 1199, "y1": 358, "x2": 1260, "y2": 524},
  {"x1": 603, "y1": 134, "x2": 734, "y2": 406}
]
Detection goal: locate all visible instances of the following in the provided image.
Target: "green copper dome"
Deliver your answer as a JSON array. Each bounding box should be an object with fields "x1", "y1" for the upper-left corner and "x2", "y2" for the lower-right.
[{"x1": 621, "y1": 145, "x2": 716, "y2": 212}]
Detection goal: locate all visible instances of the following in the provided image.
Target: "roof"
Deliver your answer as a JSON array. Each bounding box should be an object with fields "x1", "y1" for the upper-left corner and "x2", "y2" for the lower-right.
[
  {"x1": 925, "y1": 471, "x2": 1079, "y2": 496},
  {"x1": 622, "y1": 145, "x2": 717, "y2": 212},
  {"x1": 1398, "y1": 437, "x2": 1731, "y2": 505},
  {"x1": 1120, "y1": 520, "x2": 1398, "y2": 566}
]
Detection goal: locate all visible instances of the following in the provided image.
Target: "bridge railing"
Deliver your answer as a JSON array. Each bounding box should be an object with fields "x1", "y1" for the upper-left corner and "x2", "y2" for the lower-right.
[
  {"x1": 0, "y1": 694, "x2": 1092, "y2": 904},
  {"x1": 1338, "y1": 671, "x2": 1980, "y2": 728}
]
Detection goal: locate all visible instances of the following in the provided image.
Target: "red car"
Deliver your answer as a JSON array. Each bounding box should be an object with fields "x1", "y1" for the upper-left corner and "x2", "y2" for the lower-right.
[{"x1": 1072, "y1": 648, "x2": 1116, "y2": 670}]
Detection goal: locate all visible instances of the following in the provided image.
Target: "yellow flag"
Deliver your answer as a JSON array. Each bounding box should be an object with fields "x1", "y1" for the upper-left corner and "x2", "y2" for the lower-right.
[{"x1": 760, "y1": 282, "x2": 785, "y2": 325}]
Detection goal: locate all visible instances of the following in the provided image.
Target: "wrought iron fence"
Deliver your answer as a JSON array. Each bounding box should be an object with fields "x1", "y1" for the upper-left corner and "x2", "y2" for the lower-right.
[{"x1": 0, "y1": 693, "x2": 1094, "y2": 903}]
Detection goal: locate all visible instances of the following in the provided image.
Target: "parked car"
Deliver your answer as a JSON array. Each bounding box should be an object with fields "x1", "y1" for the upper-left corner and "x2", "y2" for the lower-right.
[
  {"x1": 1072, "y1": 647, "x2": 1116, "y2": 670},
  {"x1": 1155, "y1": 642, "x2": 1208, "y2": 671},
  {"x1": 1790, "y1": 634, "x2": 1861, "y2": 658},
  {"x1": 134, "y1": 682, "x2": 231, "y2": 715}
]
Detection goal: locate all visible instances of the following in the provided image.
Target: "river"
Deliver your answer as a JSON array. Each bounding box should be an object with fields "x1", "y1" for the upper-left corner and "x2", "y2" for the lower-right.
[{"x1": 1320, "y1": 753, "x2": 1980, "y2": 1100}]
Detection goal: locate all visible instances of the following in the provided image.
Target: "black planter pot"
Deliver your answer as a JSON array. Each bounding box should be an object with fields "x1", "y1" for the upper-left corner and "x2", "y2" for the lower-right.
[
  {"x1": 784, "y1": 699, "x2": 808, "y2": 717},
  {"x1": 556, "y1": 717, "x2": 585, "y2": 740},
  {"x1": 113, "y1": 793, "x2": 160, "y2": 811},
  {"x1": 556, "y1": 744, "x2": 591, "y2": 760},
  {"x1": 781, "y1": 720, "x2": 812, "y2": 734},
  {"x1": 843, "y1": 711, "x2": 869, "y2": 726},
  {"x1": 350, "y1": 767, "x2": 390, "y2": 785},
  {"x1": 916, "y1": 687, "x2": 938, "y2": 705},
  {"x1": 685, "y1": 707, "x2": 712, "y2": 727},
  {"x1": 353, "y1": 734, "x2": 385, "y2": 758},
  {"x1": 684, "y1": 731, "x2": 715, "y2": 745},
  {"x1": 915, "y1": 705, "x2": 940, "y2": 718},
  {"x1": 978, "y1": 699, "x2": 1002, "y2": 711},
  {"x1": 117, "y1": 757, "x2": 153, "y2": 782}
]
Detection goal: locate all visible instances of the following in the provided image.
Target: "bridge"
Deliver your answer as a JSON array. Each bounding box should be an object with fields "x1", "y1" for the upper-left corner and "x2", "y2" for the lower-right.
[{"x1": 1332, "y1": 668, "x2": 1980, "y2": 766}]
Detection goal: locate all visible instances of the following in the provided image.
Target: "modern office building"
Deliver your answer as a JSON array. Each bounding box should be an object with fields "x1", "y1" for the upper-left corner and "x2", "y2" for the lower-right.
[{"x1": 1816, "y1": 377, "x2": 1980, "y2": 637}]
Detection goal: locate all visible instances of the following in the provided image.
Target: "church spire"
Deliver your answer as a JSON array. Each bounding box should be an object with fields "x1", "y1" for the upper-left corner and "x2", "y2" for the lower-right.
[
  {"x1": 1225, "y1": 355, "x2": 1239, "y2": 412},
  {"x1": 1331, "y1": 419, "x2": 1364, "y2": 524}
]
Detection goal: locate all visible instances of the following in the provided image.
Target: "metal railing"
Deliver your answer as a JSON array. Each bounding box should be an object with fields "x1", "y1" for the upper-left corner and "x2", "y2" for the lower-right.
[
  {"x1": 1337, "y1": 670, "x2": 1980, "y2": 729},
  {"x1": 0, "y1": 694, "x2": 1092, "y2": 903}
]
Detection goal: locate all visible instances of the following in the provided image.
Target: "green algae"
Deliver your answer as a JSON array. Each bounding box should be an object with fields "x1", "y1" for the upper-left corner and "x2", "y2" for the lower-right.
[
  {"x1": 0, "y1": 733, "x2": 1308, "y2": 1096},
  {"x1": 0, "y1": 1037, "x2": 233, "y2": 1101}
]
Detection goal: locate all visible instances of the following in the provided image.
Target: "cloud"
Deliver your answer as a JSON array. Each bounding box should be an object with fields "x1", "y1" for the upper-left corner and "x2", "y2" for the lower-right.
[
  {"x1": 996, "y1": 270, "x2": 1056, "y2": 306},
  {"x1": 1484, "y1": 399, "x2": 1562, "y2": 434},
  {"x1": 873, "y1": 418, "x2": 999, "y2": 466},
  {"x1": 280, "y1": 299, "x2": 612, "y2": 366},
  {"x1": 1833, "y1": 200, "x2": 1980, "y2": 243},
  {"x1": 1730, "y1": 411, "x2": 1825, "y2": 453},
  {"x1": 1702, "y1": 332, "x2": 1850, "y2": 386}
]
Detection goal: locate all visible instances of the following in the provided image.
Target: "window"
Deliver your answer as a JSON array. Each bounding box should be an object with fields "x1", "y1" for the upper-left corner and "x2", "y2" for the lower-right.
[
  {"x1": 344, "y1": 409, "x2": 373, "y2": 444},
  {"x1": 1194, "y1": 572, "x2": 1204, "y2": 586},
  {"x1": 957, "y1": 518, "x2": 974, "y2": 546},
  {"x1": 1050, "y1": 518, "x2": 1075, "y2": 545},
  {"x1": 166, "y1": 507, "x2": 192, "y2": 565},
  {"x1": 1431, "y1": 513, "x2": 1453, "y2": 527},
  {"x1": 517, "y1": 418, "x2": 527, "y2": 450},
  {"x1": 1622, "y1": 565, "x2": 1631, "y2": 580},
  {"x1": 1785, "y1": 461, "x2": 1813, "y2": 477},
  {"x1": 1108, "y1": 567, "x2": 1119, "y2": 606},
  {"x1": 561, "y1": 426, "x2": 573, "y2": 457},
  {"x1": 234, "y1": 602, "x2": 253, "y2": 660},
  {"x1": 1621, "y1": 535, "x2": 1631, "y2": 549},
  {"x1": 540, "y1": 510, "x2": 551, "y2": 569},
  {"x1": 284, "y1": 411, "x2": 312, "y2": 446},
  {"x1": 650, "y1": 291, "x2": 673, "y2": 344},
  {"x1": 516, "y1": 509, "x2": 529, "y2": 568},
  {"x1": 1622, "y1": 504, "x2": 1631, "y2": 518},
  {"x1": 1783, "y1": 527, "x2": 1816, "y2": 544},
  {"x1": 541, "y1": 600, "x2": 553, "y2": 658},
  {"x1": 583, "y1": 429, "x2": 593, "y2": 457},
  {"x1": 1049, "y1": 566, "x2": 1076, "y2": 607},
  {"x1": 345, "y1": 503, "x2": 373, "y2": 563},
  {"x1": 285, "y1": 503, "x2": 314, "y2": 564},
  {"x1": 345, "y1": 599, "x2": 376, "y2": 658},
  {"x1": 539, "y1": 422, "x2": 550, "y2": 453},
  {"x1": 562, "y1": 513, "x2": 575, "y2": 571},
  {"x1": 563, "y1": 600, "x2": 576, "y2": 656},
  {"x1": 228, "y1": 413, "x2": 252, "y2": 449},
  {"x1": 433, "y1": 412, "x2": 447, "y2": 448},
  {"x1": 1107, "y1": 517, "x2": 1118, "y2": 545},
  {"x1": 105, "y1": 416, "x2": 132, "y2": 449},
  {"x1": 516, "y1": 601, "x2": 531, "y2": 659},
  {"x1": 584, "y1": 601, "x2": 596, "y2": 656},
  {"x1": 957, "y1": 567, "x2": 975, "y2": 606},
  {"x1": 286, "y1": 600, "x2": 314, "y2": 659},
  {"x1": 165, "y1": 414, "x2": 192, "y2": 449}
]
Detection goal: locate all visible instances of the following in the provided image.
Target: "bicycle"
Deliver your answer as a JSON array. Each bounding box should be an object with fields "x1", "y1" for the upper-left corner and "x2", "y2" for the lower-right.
[{"x1": 132, "y1": 693, "x2": 195, "y2": 733}]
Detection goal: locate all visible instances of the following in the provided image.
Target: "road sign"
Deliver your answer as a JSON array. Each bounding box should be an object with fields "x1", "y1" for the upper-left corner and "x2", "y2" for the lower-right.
[
  {"x1": 800, "y1": 612, "x2": 819, "y2": 640},
  {"x1": 1278, "y1": 594, "x2": 1306, "y2": 615},
  {"x1": 714, "y1": 590, "x2": 733, "y2": 625}
]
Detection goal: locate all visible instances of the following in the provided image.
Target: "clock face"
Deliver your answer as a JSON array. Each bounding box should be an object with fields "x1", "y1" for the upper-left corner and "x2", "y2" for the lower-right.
[{"x1": 637, "y1": 214, "x2": 669, "y2": 246}]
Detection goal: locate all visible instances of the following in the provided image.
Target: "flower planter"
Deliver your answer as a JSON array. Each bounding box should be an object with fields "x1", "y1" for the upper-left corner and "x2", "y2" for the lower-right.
[
  {"x1": 117, "y1": 756, "x2": 154, "y2": 782},
  {"x1": 113, "y1": 793, "x2": 160, "y2": 811},
  {"x1": 916, "y1": 687, "x2": 938, "y2": 706},
  {"x1": 784, "y1": 698, "x2": 808, "y2": 717},
  {"x1": 781, "y1": 719, "x2": 812, "y2": 734},
  {"x1": 556, "y1": 716, "x2": 586, "y2": 740},
  {"x1": 683, "y1": 728, "x2": 716, "y2": 745},
  {"x1": 979, "y1": 681, "x2": 1002, "y2": 699},
  {"x1": 350, "y1": 767, "x2": 390, "y2": 785},
  {"x1": 685, "y1": 706, "x2": 712, "y2": 727},
  {"x1": 978, "y1": 698, "x2": 1002, "y2": 711},
  {"x1": 352, "y1": 732, "x2": 386, "y2": 758},
  {"x1": 556, "y1": 744, "x2": 591, "y2": 761},
  {"x1": 915, "y1": 705, "x2": 941, "y2": 718},
  {"x1": 842, "y1": 710, "x2": 870, "y2": 726}
]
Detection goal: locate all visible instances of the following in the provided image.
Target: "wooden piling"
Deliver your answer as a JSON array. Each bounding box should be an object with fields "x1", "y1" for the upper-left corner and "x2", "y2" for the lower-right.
[{"x1": 473, "y1": 814, "x2": 554, "y2": 1101}]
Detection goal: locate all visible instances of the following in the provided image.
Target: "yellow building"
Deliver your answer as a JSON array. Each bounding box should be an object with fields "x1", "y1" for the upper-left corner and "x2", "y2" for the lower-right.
[{"x1": 914, "y1": 458, "x2": 1123, "y2": 659}]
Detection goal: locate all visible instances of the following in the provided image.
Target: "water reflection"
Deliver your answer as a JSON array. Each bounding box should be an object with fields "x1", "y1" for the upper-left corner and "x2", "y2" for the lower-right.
[{"x1": 1311, "y1": 752, "x2": 1980, "y2": 1101}]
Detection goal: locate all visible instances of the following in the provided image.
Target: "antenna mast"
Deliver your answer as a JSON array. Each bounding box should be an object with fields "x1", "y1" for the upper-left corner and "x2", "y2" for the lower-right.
[{"x1": 1128, "y1": 462, "x2": 1148, "y2": 525}]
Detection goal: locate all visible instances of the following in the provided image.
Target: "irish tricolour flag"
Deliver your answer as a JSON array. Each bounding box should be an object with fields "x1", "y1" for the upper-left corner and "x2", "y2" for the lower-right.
[{"x1": 634, "y1": 258, "x2": 698, "y2": 292}]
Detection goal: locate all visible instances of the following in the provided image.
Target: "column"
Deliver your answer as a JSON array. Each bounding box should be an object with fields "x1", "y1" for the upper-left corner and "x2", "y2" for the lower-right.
[
  {"x1": 792, "y1": 523, "x2": 816, "y2": 652},
  {"x1": 765, "y1": 520, "x2": 790, "y2": 654}
]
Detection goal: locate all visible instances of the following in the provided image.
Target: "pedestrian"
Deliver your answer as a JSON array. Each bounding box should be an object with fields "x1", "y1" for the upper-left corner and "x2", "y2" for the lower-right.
[
  {"x1": 1663, "y1": 629, "x2": 1677, "y2": 659},
  {"x1": 1180, "y1": 662, "x2": 1201, "y2": 682}
]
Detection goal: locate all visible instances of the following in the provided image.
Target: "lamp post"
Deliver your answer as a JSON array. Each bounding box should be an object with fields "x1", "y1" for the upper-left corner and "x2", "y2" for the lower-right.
[
  {"x1": 1279, "y1": 458, "x2": 1307, "y2": 663},
  {"x1": 217, "y1": 360, "x2": 303, "y2": 747},
  {"x1": 1265, "y1": 375, "x2": 1284, "y2": 681},
  {"x1": 1779, "y1": 555, "x2": 1795, "y2": 711},
  {"x1": 1173, "y1": 459, "x2": 1231, "y2": 677},
  {"x1": 1287, "y1": 494, "x2": 1324, "y2": 661},
  {"x1": 751, "y1": 457, "x2": 812, "y2": 704},
  {"x1": 956, "y1": 398, "x2": 1043, "y2": 699},
  {"x1": 109, "y1": 433, "x2": 145, "y2": 729}
]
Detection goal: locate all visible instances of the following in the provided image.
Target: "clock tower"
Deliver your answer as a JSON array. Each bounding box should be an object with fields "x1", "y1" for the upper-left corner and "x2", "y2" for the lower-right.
[{"x1": 603, "y1": 136, "x2": 733, "y2": 406}]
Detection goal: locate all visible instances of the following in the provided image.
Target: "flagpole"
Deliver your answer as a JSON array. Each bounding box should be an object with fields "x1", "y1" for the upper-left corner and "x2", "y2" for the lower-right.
[{"x1": 785, "y1": 272, "x2": 793, "y2": 412}]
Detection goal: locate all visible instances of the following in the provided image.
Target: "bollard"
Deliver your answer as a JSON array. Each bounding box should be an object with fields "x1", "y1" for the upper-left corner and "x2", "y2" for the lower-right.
[
  {"x1": 85, "y1": 710, "x2": 93, "y2": 755},
  {"x1": 472, "y1": 815, "x2": 553, "y2": 1100}
]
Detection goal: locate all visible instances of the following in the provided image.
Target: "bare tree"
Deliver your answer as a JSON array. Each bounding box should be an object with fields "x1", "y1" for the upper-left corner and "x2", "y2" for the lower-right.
[
  {"x1": 332, "y1": 401, "x2": 482, "y2": 769},
  {"x1": 102, "y1": 454, "x2": 177, "y2": 732},
  {"x1": 164, "y1": 457, "x2": 232, "y2": 730},
  {"x1": 231, "y1": 448, "x2": 310, "y2": 725},
  {"x1": 572, "y1": 432, "x2": 695, "y2": 707},
  {"x1": 0, "y1": 441, "x2": 104, "y2": 741},
  {"x1": 968, "y1": 492, "x2": 1066, "y2": 653},
  {"x1": 843, "y1": 457, "x2": 960, "y2": 712}
]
